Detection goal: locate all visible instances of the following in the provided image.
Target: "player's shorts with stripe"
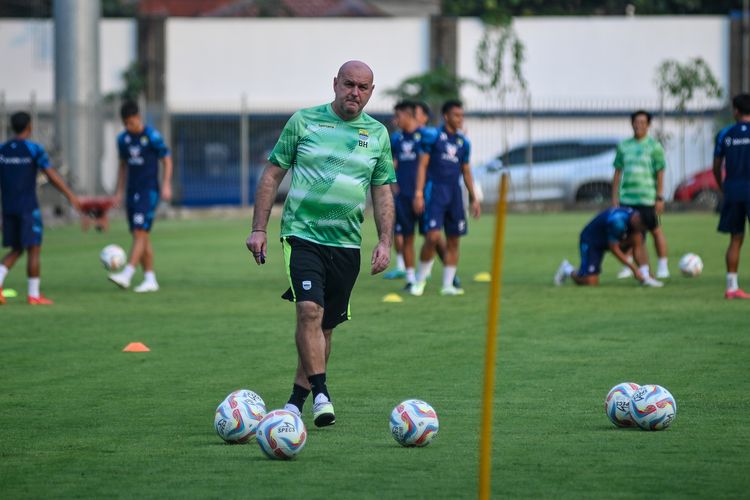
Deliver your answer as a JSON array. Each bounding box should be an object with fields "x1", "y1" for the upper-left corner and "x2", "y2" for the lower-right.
[
  {"x1": 280, "y1": 236, "x2": 360, "y2": 330},
  {"x1": 2, "y1": 209, "x2": 43, "y2": 248},
  {"x1": 718, "y1": 200, "x2": 750, "y2": 234},
  {"x1": 420, "y1": 181, "x2": 467, "y2": 236},
  {"x1": 126, "y1": 190, "x2": 159, "y2": 232},
  {"x1": 577, "y1": 237, "x2": 605, "y2": 277},
  {"x1": 621, "y1": 204, "x2": 659, "y2": 231},
  {"x1": 394, "y1": 193, "x2": 419, "y2": 236}
]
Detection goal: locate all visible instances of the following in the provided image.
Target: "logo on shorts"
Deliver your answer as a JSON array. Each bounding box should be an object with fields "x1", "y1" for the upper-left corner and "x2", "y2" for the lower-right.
[
  {"x1": 588, "y1": 265, "x2": 595, "y2": 273},
  {"x1": 429, "y1": 219, "x2": 437, "y2": 228},
  {"x1": 133, "y1": 213, "x2": 145, "y2": 225},
  {"x1": 458, "y1": 220, "x2": 466, "y2": 232},
  {"x1": 302, "y1": 280, "x2": 312, "y2": 290}
]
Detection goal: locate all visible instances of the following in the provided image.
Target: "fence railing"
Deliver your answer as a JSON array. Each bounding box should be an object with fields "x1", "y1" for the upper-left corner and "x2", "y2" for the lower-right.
[{"x1": 1, "y1": 92, "x2": 729, "y2": 210}]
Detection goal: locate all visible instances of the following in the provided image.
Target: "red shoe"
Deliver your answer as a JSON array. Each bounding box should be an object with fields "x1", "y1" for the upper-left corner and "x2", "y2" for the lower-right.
[
  {"x1": 28, "y1": 295, "x2": 54, "y2": 305},
  {"x1": 725, "y1": 288, "x2": 750, "y2": 300},
  {"x1": 0, "y1": 288, "x2": 6, "y2": 306}
]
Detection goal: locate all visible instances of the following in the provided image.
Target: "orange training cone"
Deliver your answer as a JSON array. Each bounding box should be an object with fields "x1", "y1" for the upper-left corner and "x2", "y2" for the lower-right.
[{"x1": 123, "y1": 342, "x2": 150, "y2": 352}]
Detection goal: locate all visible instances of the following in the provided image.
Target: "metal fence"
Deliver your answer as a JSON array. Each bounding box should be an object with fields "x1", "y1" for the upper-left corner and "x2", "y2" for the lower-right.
[{"x1": 1, "y1": 92, "x2": 728, "y2": 210}]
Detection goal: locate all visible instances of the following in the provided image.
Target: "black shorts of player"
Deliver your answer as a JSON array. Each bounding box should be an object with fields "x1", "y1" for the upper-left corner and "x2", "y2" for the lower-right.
[
  {"x1": 718, "y1": 200, "x2": 750, "y2": 234},
  {"x1": 280, "y1": 236, "x2": 360, "y2": 330},
  {"x1": 622, "y1": 204, "x2": 659, "y2": 232}
]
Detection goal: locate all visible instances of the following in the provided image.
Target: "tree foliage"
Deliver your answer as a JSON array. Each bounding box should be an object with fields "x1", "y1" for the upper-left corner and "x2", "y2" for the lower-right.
[
  {"x1": 385, "y1": 65, "x2": 469, "y2": 120},
  {"x1": 654, "y1": 57, "x2": 723, "y2": 112},
  {"x1": 441, "y1": 0, "x2": 738, "y2": 16}
]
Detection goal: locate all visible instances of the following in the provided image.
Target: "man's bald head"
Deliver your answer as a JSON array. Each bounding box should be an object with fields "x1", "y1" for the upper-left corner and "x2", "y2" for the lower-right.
[{"x1": 332, "y1": 61, "x2": 375, "y2": 121}]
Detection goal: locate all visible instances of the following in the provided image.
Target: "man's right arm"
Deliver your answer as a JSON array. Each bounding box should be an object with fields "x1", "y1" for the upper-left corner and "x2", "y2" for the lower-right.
[
  {"x1": 712, "y1": 157, "x2": 724, "y2": 193},
  {"x1": 113, "y1": 160, "x2": 127, "y2": 207},
  {"x1": 246, "y1": 163, "x2": 287, "y2": 265},
  {"x1": 611, "y1": 169, "x2": 621, "y2": 206}
]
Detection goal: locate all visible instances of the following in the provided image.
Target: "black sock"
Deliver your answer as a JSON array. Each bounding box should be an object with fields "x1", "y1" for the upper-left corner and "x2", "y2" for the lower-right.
[
  {"x1": 287, "y1": 383, "x2": 311, "y2": 411},
  {"x1": 307, "y1": 373, "x2": 330, "y2": 400}
]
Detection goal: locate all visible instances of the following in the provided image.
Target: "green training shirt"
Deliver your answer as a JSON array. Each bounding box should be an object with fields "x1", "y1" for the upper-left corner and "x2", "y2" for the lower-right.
[
  {"x1": 613, "y1": 136, "x2": 666, "y2": 206},
  {"x1": 268, "y1": 103, "x2": 396, "y2": 248}
]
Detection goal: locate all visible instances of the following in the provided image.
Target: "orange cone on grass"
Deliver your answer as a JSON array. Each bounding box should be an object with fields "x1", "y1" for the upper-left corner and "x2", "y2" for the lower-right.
[{"x1": 123, "y1": 342, "x2": 150, "y2": 352}]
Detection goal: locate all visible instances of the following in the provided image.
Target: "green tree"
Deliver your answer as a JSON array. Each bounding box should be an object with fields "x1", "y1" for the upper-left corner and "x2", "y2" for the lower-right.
[
  {"x1": 385, "y1": 66, "x2": 468, "y2": 122},
  {"x1": 654, "y1": 57, "x2": 723, "y2": 178}
]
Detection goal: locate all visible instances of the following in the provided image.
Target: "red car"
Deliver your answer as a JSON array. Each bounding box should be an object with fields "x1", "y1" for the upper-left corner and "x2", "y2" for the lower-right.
[{"x1": 673, "y1": 167, "x2": 722, "y2": 210}]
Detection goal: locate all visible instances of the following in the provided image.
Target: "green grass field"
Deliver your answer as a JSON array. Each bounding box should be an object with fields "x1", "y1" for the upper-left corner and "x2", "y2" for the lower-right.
[{"x1": 1, "y1": 211, "x2": 748, "y2": 499}]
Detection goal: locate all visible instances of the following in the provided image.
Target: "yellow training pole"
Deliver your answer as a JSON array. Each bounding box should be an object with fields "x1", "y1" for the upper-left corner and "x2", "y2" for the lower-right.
[{"x1": 479, "y1": 173, "x2": 509, "y2": 500}]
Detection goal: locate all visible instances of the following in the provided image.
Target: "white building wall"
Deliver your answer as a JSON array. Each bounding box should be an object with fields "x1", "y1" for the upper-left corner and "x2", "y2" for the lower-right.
[
  {"x1": 458, "y1": 16, "x2": 730, "y2": 108},
  {"x1": 0, "y1": 19, "x2": 136, "y2": 105},
  {"x1": 166, "y1": 18, "x2": 430, "y2": 112}
]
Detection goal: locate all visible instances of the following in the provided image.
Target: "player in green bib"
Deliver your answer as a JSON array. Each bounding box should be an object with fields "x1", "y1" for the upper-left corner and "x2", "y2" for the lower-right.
[
  {"x1": 246, "y1": 61, "x2": 395, "y2": 427},
  {"x1": 612, "y1": 110, "x2": 669, "y2": 283}
]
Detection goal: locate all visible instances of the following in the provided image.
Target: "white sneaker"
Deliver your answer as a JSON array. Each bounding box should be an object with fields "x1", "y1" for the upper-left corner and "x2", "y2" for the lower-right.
[
  {"x1": 440, "y1": 285, "x2": 465, "y2": 296},
  {"x1": 656, "y1": 269, "x2": 670, "y2": 279},
  {"x1": 134, "y1": 281, "x2": 159, "y2": 293},
  {"x1": 553, "y1": 259, "x2": 572, "y2": 286},
  {"x1": 283, "y1": 403, "x2": 301, "y2": 417},
  {"x1": 617, "y1": 266, "x2": 634, "y2": 279},
  {"x1": 410, "y1": 280, "x2": 426, "y2": 297},
  {"x1": 312, "y1": 393, "x2": 335, "y2": 427},
  {"x1": 108, "y1": 271, "x2": 131, "y2": 289},
  {"x1": 641, "y1": 276, "x2": 664, "y2": 288}
]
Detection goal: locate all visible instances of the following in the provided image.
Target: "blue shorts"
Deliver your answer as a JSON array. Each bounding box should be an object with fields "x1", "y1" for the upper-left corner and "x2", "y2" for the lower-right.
[
  {"x1": 578, "y1": 237, "x2": 605, "y2": 277},
  {"x1": 718, "y1": 200, "x2": 750, "y2": 235},
  {"x1": 394, "y1": 193, "x2": 419, "y2": 236},
  {"x1": 126, "y1": 190, "x2": 159, "y2": 232},
  {"x1": 2, "y1": 209, "x2": 43, "y2": 248},
  {"x1": 420, "y1": 181, "x2": 467, "y2": 236}
]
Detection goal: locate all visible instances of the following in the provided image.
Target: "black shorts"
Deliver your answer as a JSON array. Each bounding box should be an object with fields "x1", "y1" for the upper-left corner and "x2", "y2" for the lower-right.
[
  {"x1": 718, "y1": 200, "x2": 750, "y2": 234},
  {"x1": 281, "y1": 236, "x2": 360, "y2": 330},
  {"x1": 622, "y1": 204, "x2": 659, "y2": 231}
]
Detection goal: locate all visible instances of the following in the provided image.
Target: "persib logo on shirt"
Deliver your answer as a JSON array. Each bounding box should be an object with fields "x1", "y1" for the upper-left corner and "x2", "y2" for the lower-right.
[{"x1": 358, "y1": 129, "x2": 369, "y2": 148}]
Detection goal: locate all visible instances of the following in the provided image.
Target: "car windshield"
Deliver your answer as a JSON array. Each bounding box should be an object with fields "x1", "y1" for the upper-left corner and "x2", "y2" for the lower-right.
[{"x1": 497, "y1": 142, "x2": 616, "y2": 166}]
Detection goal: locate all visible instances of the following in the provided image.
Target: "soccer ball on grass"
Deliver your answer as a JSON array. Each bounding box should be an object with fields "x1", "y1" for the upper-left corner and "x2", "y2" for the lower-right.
[
  {"x1": 214, "y1": 389, "x2": 266, "y2": 443},
  {"x1": 678, "y1": 253, "x2": 703, "y2": 277},
  {"x1": 629, "y1": 384, "x2": 677, "y2": 431},
  {"x1": 604, "y1": 382, "x2": 641, "y2": 428},
  {"x1": 100, "y1": 244, "x2": 127, "y2": 271},
  {"x1": 389, "y1": 399, "x2": 439, "y2": 447},
  {"x1": 256, "y1": 409, "x2": 307, "y2": 459}
]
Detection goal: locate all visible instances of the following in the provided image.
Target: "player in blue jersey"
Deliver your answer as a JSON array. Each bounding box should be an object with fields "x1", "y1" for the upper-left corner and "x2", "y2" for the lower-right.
[
  {"x1": 108, "y1": 101, "x2": 173, "y2": 293},
  {"x1": 553, "y1": 207, "x2": 663, "y2": 287},
  {"x1": 0, "y1": 112, "x2": 80, "y2": 305},
  {"x1": 714, "y1": 94, "x2": 750, "y2": 299},
  {"x1": 410, "y1": 100, "x2": 480, "y2": 296},
  {"x1": 383, "y1": 101, "x2": 422, "y2": 288}
]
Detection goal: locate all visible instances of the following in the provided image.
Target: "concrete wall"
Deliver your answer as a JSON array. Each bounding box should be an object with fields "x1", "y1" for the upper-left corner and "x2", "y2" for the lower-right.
[
  {"x1": 166, "y1": 18, "x2": 430, "y2": 112},
  {"x1": 458, "y1": 16, "x2": 730, "y2": 108}
]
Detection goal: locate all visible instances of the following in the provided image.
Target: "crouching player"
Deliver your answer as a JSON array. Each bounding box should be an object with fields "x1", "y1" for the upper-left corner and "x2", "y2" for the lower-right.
[{"x1": 554, "y1": 207, "x2": 664, "y2": 287}]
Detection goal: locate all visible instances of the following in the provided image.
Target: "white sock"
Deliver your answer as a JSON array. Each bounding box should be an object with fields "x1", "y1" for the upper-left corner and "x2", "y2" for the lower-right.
[
  {"x1": 121, "y1": 264, "x2": 136, "y2": 279},
  {"x1": 406, "y1": 268, "x2": 416, "y2": 284},
  {"x1": 639, "y1": 265, "x2": 650, "y2": 278},
  {"x1": 416, "y1": 259, "x2": 434, "y2": 282},
  {"x1": 144, "y1": 271, "x2": 157, "y2": 283},
  {"x1": 0, "y1": 264, "x2": 8, "y2": 287},
  {"x1": 657, "y1": 258, "x2": 668, "y2": 271},
  {"x1": 443, "y1": 266, "x2": 457, "y2": 289},
  {"x1": 28, "y1": 277, "x2": 40, "y2": 298},
  {"x1": 727, "y1": 273, "x2": 739, "y2": 291},
  {"x1": 396, "y1": 254, "x2": 405, "y2": 272}
]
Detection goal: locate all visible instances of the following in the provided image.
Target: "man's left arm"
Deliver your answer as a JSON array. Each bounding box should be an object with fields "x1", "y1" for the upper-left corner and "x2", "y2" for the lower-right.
[
  {"x1": 461, "y1": 162, "x2": 480, "y2": 218},
  {"x1": 655, "y1": 169, "x2": 665, "y2": 215},
  {"x1": 370, "y1": 183, "x2": 394, "y2": 275},
  {"x1": 160, "y1": 155, "x2": 173, "y2": 202}
]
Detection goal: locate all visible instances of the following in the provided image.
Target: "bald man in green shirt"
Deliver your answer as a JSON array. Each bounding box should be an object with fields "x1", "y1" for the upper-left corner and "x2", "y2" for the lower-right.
[{"x1": 246, "y1": 61, "x2": 396, "y2": 428}]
